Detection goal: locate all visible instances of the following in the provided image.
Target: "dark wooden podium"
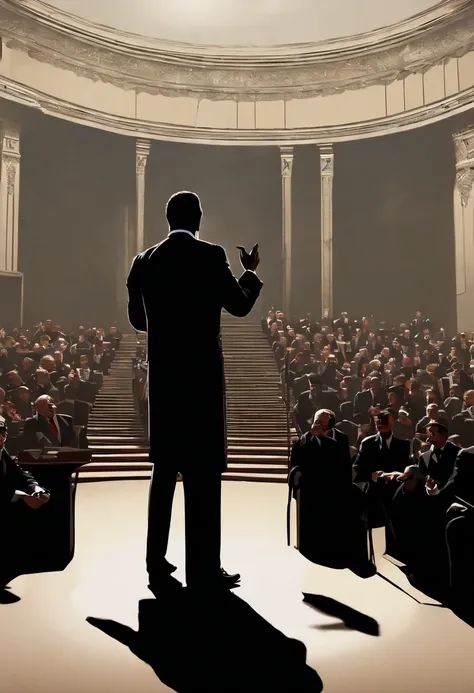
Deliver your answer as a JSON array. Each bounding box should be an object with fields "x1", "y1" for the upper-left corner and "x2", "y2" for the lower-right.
[{"x1": 15, "y1": 449, "x2": 92, "y2": 577}]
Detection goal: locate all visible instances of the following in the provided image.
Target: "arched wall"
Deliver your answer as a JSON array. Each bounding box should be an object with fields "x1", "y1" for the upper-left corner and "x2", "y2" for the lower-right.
[
  {"x1": 1, "y1": 44, "x2": 474, "y2": 144},
  {"x1": 0, "y1": 0, "x2": 474, "y2": 144}
]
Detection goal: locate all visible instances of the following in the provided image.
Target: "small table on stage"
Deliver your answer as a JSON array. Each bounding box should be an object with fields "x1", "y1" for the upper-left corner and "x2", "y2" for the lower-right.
[{"x1": 16, "y1": 449, "x2": 92, "y2": 577}]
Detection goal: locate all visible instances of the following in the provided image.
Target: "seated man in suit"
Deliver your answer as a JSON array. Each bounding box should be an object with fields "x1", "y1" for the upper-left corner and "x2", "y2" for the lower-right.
[
  {"x1": 388, "y1": 463, "x2": 449, "y2": 591},
  {"x1": 353, "y1": 410, "x2": 411, "y2": 527},
  {"x1": 22, "y1": 395, "x2": 76, "y2": 449},
  {"x1": 353, "y1": 411, "x2": 411, "y2": 483},
  {"x1": 353, "y1": 376, "x2": 388, "y2": 424},
  {"x1": 290, "y1": 409, "x2": 373, "y2": 576},
  {"x1": 417, "y1": 423, "x2": 458, "y2": 491},
  {"x1": 293, "y1": 374, "x2": 340, "y2": 434},
  {"x1": 0, "y1": 420, "x2": 50, "y2": 587}
]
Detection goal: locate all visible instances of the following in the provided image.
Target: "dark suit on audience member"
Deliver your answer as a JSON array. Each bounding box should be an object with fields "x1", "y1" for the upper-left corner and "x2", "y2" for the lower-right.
[
  {"x1": 295, "y1": 388, "x2": 341, "y2": 433},
  {"x1": 22, "y1": 413, "x2": 76, "y2": 449},
  {"x1": 353, "y1": 433, "x2": 411, "y2": 528},
  {"x1": 354, "y1": 388, "x2": 388, "y2": 418},
  {"x1": 0, "y1": 446, "x2": 37, "y2": 509},
  {"x1": 353, "y1": 433, "x2": 410, "y2": 483},
  {"x1": 417, "y1": 441, "x2": 459, "y2": 490},
  {"x1": 0, "y1": 446, "x2": 40, "y2": 581},
  {"x1": 439, "y1": 446, "x2": 474, "y2": 506},
  {"x1": 290, "y1": 433, "x2": 366, "y2": 568},
  {"x1": 127, "y1": 230, "x2": 262, "y2": 586}
]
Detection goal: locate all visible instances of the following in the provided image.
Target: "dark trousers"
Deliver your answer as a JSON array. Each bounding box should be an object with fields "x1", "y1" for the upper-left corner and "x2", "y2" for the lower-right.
[
  {"x1": 446, "y1": 505, "x2": 474, "y2": 611},
  {"x1": 1, "y1": 501, "x2": 38, "y2": 583},
  {"x1": 146, "y1": 461, "x2": 222, "y2": 585}
]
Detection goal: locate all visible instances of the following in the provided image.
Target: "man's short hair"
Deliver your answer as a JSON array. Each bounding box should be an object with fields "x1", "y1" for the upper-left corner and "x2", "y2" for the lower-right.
[
  {"x1": 426, "y1": 422, "x2": 448, "y2": 437},
  {"x1": 35, "y1": 368, "x2": 49, "y2": 378},
  {"x1": 166, "y1": 191, "x2": 202, "y2": 231}
]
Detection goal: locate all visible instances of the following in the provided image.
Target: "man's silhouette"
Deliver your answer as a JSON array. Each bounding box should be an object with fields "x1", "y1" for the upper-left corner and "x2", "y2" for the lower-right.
[{"x1": 127, "y1": 191, "x2": 262, "y2": 593}]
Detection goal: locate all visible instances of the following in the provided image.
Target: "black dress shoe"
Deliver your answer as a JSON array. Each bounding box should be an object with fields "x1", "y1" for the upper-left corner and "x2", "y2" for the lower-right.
[
  {"x1": 187, "y1": 568, "x2": 241, "y2": 591},
  {"x1": 148, "y1": 575, "x2": 183, "y2": 597},
  {"x1": 220, "y1": 568, "x2": 241, "y2": 584},
  {"x1": 348, "y1": 561, "x2": 377, "y2": 579}
]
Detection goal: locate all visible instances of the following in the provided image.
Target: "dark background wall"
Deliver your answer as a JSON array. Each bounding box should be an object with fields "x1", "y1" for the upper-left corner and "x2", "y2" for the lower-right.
[{"x1": 17, "y1": 108, "x2": 474, "y2": 332}]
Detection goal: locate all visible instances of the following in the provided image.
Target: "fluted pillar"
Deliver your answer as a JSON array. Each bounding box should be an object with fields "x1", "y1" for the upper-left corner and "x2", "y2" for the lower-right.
[
  {"x1": 135, "y1": 138, "x2": 151, "y2": 255},
  {"x1": 280, "y1": 146, "x2": 294, "y2": 317},
  {"x1": 319, "y1": 145, "x2": 334, "y2": 321},
  {"x1": 0, "y1": 122, "x2": 21, "y2": 272},
  {"x1": 454, "y1": 128, "x2": 474, "y2": 331}
]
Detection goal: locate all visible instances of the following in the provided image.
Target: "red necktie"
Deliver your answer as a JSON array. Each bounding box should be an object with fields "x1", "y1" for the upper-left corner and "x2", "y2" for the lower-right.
[{"x1": 50, "y1": 420, "x2": 58, "y2": 438}]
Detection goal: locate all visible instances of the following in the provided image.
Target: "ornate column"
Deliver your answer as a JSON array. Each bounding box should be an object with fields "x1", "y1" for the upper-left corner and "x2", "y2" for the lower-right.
[
  {"x1": 117, "y1": 204, "x2": 133, "y2": 323},
  {"x1": 319, "y1": 145, "x2": 334, "y2": 321},
  {"x1": 0, "y1": 122, "x2": 21, "y2": 272},
  {"x1": 135, "y1": 138, "x2": 151, "y2": 255},
  {"x1": 453, "y1": 128, "x2": 474, "y2": 332},
  {"x1": 280, "y1": 146, "x2": 294, "y2": 317}
]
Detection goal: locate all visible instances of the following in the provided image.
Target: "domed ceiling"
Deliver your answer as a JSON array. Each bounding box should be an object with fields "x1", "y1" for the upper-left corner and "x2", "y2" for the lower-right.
[{"x1": 44, "y1": 0, "x2": 440, "y2": 46}]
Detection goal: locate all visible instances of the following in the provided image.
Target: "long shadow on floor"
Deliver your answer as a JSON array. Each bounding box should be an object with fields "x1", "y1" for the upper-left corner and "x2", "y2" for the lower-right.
[
  {"x1": 88, "y1": 589, "x2": 323, "y2": 692},
  {"x1": 0, "y1": 588, "x2": 20, "y2": 604},
  {"x1": 303, "y1": 594, "x2": 380, "y2": 637}
]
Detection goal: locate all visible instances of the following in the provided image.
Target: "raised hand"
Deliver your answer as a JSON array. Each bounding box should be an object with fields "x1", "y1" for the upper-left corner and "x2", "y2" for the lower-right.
[{"x1": 236, "y1": 243, "x2": 259, "y2": 272}]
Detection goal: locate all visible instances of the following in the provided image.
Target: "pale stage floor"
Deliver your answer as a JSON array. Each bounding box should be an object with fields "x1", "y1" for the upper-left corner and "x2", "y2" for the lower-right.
[{"x1": 1, "y1": 480, "x2": 474, "y2": 692}]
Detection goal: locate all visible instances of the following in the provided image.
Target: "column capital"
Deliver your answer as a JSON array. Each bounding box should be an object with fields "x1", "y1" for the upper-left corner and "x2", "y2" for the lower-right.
[
  {"x1": 136, "y1": 138, "x2": 151, "y2": 173},
  {"x1": 279, "y1": 145, "x2": 294, "y2": 178},
  {"x1": 1, "y1": 122, "x2": 20, "y2": 162},
  {"x1": 454, "y1": 127, "x2": 474, "y2": 207},
  {"x1": 319, "y1": 144, "x2": 334, "y2": 177}
]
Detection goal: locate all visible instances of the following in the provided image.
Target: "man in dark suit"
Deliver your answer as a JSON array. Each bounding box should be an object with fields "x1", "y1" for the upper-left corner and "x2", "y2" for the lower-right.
[
  {"x1": 353, "y1": 411, "x2": 411, "y2": 483},
  {"x1": 353, "y1": 410, "x2": 411, "y2": 531},
  {"x1": 427, "y1": 445, "x2": 474, "y2": 507},
  {"x1": 353, "y1": 376, "x2": 388, "y2": 422},
  {"x1": 22, "y1": 395, "x2": 76, "y2": 449},
  {"x1": 294, "y1": 375, "x2": 340, "y2": 434},
  {"x1": 127, "y1": 191, "x2": 262, "y2": 594},
  {"x1": 290, "y1": 409, "x2": 372, "y2": 575},
  {"x1": 0, "y1": 420, "x2": 50, "y2": 587},
  {"x1": 417, "y1": 423, "x2": 458, "y2": 490}
]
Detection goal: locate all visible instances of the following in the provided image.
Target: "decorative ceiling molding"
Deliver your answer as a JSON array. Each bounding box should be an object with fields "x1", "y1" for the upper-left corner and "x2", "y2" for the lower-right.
[
  {"x1": 1, "y1": 75, "x2": 473, "y2": 146},
  {"x1": 0, "y1": 0, "x2": 473, "y2": 101}
]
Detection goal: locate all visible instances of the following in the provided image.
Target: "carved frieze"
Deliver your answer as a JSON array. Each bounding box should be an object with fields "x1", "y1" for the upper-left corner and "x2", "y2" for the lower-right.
[{"x1": 0, "y1": 0, "x2": 473, "y2": 101}]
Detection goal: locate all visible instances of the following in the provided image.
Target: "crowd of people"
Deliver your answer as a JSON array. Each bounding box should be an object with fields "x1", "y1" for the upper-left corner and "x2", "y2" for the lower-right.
[
  {"x1": 264, "y1": 308, "x2": 474, "y2": 619},
  {"x1": 0, "y1": 319, "x2": 122, "y2": 451}
]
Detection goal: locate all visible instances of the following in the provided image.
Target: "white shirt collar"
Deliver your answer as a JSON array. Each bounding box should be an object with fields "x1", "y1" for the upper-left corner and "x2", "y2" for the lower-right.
[
  {"x1": 379, "y1": 434, "x2": 393, "y2": 449},
  {"x1": 168, "y1": 229, "x2": 195, "y2": 239}
]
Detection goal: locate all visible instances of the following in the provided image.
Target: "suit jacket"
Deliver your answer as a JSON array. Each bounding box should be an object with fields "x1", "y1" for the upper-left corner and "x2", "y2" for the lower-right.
[
  {"x1": 354, "y1": 388, "x2": 388, "y2": 416},
  {"x1": 127, "y1": 232, "x2": 262, "y2": 470},
  {"x1": 290, "y1": 433, "x2": 353, "y2": 492},
  {"x1": 353, "y1": 433, "x2": 410, "y2": 482},
  {"x1": 295, "y1": 389, "x2": 341, "y2": 433},
  {"x1": 417, "y1": 441, "x2": 459, "y2": 489},
  {"x1": 440, "y1": 446, "x2": 474, "y2": 506},
  {"x1": 22, "y1": 414, "x2": 76, "y2": 450},
  {"x1": 0, "y1": 447, "x2": 37, "y2": 509}
]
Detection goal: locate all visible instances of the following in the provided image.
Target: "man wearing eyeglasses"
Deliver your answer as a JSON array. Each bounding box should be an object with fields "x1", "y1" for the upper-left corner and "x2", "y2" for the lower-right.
[{"x1": 0, "y1": 421, "x2": 50, "y2": 588}]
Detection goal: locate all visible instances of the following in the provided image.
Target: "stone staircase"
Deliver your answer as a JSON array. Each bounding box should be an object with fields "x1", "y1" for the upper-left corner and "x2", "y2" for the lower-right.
[{"x1": 79, "y1": 318, "x2": 290, "y2": 483}]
